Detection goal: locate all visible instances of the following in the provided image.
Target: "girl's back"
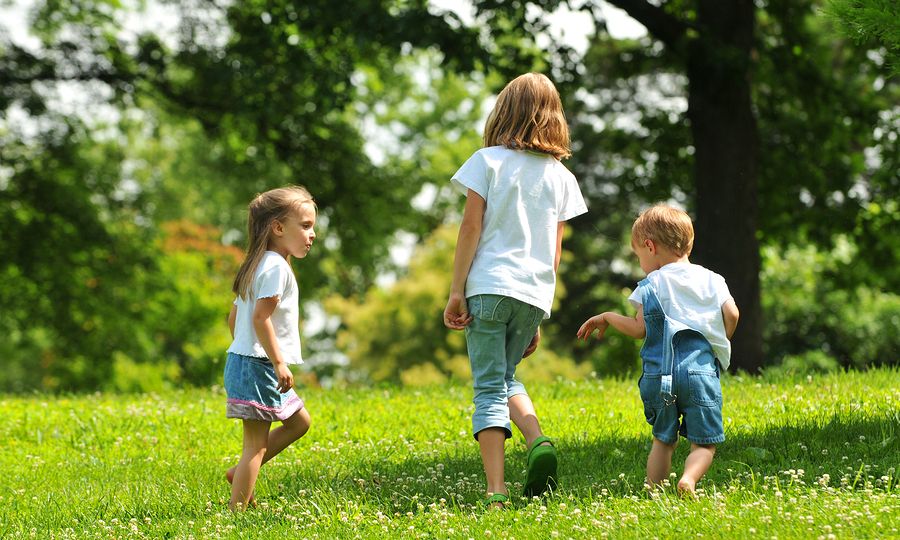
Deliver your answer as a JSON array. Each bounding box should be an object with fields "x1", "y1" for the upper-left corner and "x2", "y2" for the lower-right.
[{"x1": 451, "y1": 145, "x2": 586, "y2": 317}]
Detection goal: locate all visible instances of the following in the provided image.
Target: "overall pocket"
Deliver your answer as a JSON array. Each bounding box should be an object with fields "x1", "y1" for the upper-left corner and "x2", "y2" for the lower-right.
[
  {"x1": 688, "y1": 370, "x2": 722, "y2": 407},
  {"x1": 638, "y1": 373, "x2": 663, "y2": 424}
]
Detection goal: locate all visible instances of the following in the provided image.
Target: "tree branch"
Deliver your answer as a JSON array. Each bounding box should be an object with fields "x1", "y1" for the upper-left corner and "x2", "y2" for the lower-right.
[{"x1": 603, "y1": 0, "x2": 690, "y2": 48}]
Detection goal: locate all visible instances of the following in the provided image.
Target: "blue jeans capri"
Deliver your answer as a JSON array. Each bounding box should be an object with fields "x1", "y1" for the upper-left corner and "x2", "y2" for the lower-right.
[{"x1": 465, "y1": 294, "x2": 544, "y2": 440}]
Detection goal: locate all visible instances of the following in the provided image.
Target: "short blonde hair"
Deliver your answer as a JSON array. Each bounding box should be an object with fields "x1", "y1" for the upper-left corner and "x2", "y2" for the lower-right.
[
  {"x1": 483, "y1": 73, "x2": 571, "y2": 160},
  {"x1": 632, "y1": 204, "x2": 694, "y2": 257}
]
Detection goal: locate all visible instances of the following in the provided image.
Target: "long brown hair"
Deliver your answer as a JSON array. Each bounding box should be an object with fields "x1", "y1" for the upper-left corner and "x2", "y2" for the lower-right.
[
  {"x1": 232, "y1": 186, "x2": 316, "y2": 299},
  {"x1": 483, "y1": 73, "x2": 571, "y2": 160}
]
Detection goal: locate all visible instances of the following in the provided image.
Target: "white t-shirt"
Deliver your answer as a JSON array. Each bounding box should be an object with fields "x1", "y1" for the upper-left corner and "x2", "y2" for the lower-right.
[
  {"x1": 451, "y1": 146, "x2": 588, "y2": 317},
  {"x1": 227, "y1": 251, "x2": 303, "y2": 364},
  {"x1": 628, "y1": 262, "x2": 733, "y2": 369}
]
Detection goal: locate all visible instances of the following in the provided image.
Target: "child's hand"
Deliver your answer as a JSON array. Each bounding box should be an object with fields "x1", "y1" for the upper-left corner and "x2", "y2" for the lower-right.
[
  {"x1": 523, "y1": 327, "x2": 541, "y2": 358},
  {"x1": 274, "y1": 363, "x2": 294, "y2": 393},
  {"x1": 577, "y1": 314, "x2": 609, "y2": 341},
  {"x1": 443, "y1": 293, "x2": 473, "y2": 330}
]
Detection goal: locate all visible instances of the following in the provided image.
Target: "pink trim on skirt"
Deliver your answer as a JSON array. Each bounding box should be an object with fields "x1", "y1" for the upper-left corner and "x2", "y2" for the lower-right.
[{"x1": 226, "y1": 395, "x2": 304, "y2": 422}]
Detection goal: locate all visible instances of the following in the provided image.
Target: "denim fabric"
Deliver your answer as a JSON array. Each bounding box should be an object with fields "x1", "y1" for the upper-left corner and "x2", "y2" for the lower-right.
[
  {"x1": 465, "y1": 294, "x2": 544, "y2": 440},
  {"x1": 638, "y1": 280, "x2": 725, "y2": 445},
  {"x1": 224, "y1": 352, "x2": 304, "y2": 422}
]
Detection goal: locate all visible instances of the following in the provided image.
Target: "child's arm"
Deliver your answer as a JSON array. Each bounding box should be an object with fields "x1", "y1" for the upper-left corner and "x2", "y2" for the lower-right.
[
  {"x1": 722, "y1": 299, "x2": 739, "y2": 339},
  {"x1": 577, "y1": 305, "x2": 646, "y2": 341},
  {"x1": 252, "y1": 297, "x2": 294, "y2": 393},
  {"x1": 228, "y1": 304, "x2": 237, "y2": 338},
  {"x1": 554, "y1": 221, "x2": 565, "y2": 273},
  {"x1": 444, "y1": 190, "x2": 486, "y2": 330}
]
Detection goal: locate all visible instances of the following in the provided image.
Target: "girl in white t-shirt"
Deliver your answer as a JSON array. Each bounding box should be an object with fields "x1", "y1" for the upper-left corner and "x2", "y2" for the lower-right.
[
  {"x1": 444, "y1": 73, "x2": 588, "y2": 508},
  {"x1": 223, "y1": 186, "x2": 316, "y2": 511}
]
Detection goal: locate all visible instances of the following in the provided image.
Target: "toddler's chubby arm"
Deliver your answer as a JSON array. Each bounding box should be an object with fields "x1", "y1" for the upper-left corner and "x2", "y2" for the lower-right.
[
  {"x1": 444, "y1": 190, "x2": 486, "y2": 330},
  {"x1": 577, "y1": 305, "x2": 646, "y2": 341},
  {"x1": 721, "y1": 299, "x2": 739, "y2": 339}
]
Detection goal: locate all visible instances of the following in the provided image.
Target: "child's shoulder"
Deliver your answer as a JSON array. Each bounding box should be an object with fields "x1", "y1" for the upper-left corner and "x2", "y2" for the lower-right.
[
  {"x1": 473, "y1": 145, "x2": 517, "y2": 162},
  {"x1": 257, "y1": 251, "x2": 291, "y2": 274},
  {"x1": 651, "y1": 263, "x2": 722, "y2": 285},
  {"x1": 653, "y1": 263, "x2": 730, "y2": 298}
]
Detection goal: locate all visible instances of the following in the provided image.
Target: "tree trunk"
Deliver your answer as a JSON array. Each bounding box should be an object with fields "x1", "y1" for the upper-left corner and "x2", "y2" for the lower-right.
[{"x1": 686, "y1": 0, "x2": 764, "y2": 372}]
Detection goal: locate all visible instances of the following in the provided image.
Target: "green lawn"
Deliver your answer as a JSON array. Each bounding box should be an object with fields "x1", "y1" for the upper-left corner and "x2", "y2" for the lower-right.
[{"x1": 1, "y1": 369, "x2": 898, "y2": 538}]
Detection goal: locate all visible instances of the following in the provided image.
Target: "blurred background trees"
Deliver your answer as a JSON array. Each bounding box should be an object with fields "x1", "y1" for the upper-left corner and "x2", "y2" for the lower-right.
[{"x1": 0, "y1": 0, "x2": 896, "y2": 392}]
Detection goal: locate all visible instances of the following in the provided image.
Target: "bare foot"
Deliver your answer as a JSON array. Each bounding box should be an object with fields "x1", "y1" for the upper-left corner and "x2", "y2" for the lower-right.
[
  {"x1": 677, "y1": 478, "x2": 697, "y2": 498},
  {"x1": 226, "y1": 467, "x2": 258, "y2": 508}
]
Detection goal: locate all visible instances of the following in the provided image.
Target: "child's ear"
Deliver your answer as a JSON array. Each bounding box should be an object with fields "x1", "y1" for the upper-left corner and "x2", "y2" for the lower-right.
[
  {"x1": 645, "y1": 238, "x2": 656, "y2": 254},
  {"x1": 271, "y1": 219, "x2": 284, "y2": 237}
]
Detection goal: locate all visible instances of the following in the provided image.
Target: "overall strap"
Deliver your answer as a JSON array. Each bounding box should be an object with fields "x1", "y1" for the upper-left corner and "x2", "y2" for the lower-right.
[
  {"x1": 639, "y1": 278, "x2": 676, "y2": 404},
  {"x1": 637, "y1": 278, "x2": 662, "y2": 316}
]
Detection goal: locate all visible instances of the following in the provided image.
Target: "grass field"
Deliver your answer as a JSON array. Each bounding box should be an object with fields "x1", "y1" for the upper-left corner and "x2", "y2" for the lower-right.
[{"x1": 1, "y1": 369, "x2": 898, "y2": 538}]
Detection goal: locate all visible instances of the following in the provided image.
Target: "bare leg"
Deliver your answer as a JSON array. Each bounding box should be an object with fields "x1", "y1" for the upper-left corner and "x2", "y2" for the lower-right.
[
  {"x1": 229, "y1": 420, "x2": 270, "y2": 511},
  {"x1": 226, "y1": 408, "x2": 312, "y2": 501},
  {"x1": 509, "y1": 394, "x2": 550, "y2": 449},
  {"x1": 477, "y1": 427, "x2": 508, "y2": 504},
  {"x1": 646, "y1": 437, "x2": 677, "y2": 488},
  {"x1": 678, "y1": 443, "x2": 716, "y2": 496}
]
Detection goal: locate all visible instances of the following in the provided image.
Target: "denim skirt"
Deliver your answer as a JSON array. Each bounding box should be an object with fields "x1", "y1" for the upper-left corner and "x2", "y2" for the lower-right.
[{"x1": 224, "y1": 352, "x2": 304, "y2": 422}]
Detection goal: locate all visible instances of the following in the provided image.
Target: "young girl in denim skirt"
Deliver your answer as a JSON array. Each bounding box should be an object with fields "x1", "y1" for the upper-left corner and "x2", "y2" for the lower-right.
[
  {"x1": 443, "y1": 73, "x2": 588, "y2": 508},
  {"x1": 577, "y1": 205, "x2": 739, "y2": 496},
  {"x1": 224, "y1": 186, "x2": 316, "y2": 511}
]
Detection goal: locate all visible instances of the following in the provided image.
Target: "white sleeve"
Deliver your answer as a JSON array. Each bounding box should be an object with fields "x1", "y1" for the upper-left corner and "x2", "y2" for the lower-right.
[
  {"x1": 628, "y1": 286, "x2": 642, "y2": 310},
  {"x1": 255, "y1": 266, "x2": 288, "y2": 301},
  {"x1": 557, "y1": 170, "x2": 588, "y2": 222},
  {"x1": 451, "y1": 151, "x2": 489, "y2": 200},
  {"x1": 713, "y1": 273, "x2": 734, "y2": 307}
]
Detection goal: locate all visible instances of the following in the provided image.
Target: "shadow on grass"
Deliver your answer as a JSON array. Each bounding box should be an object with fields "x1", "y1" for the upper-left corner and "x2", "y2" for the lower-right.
[{"x1": 273, "y1": 411, "x2": 899, "y2": 511}]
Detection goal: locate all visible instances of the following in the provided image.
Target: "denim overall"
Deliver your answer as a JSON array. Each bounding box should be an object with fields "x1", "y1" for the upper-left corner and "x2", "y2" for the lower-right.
[{"x1": 637, "y1": 278, "x2": 725, "y2": 445}]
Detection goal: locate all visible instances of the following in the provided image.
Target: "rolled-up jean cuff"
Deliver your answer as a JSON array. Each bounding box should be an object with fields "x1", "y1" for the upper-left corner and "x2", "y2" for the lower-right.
[
  {"x1": 507, "y1": 382, "x2": 527, "y2": 398},
  {"x1": 474, "y1": 424, "x2": 513, "y2": 441}
]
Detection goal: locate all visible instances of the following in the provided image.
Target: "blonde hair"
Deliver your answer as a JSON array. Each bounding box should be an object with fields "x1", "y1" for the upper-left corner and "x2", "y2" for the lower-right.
[
  {"x1": 632, "y1": 204, "x2": 695, "y2": 257},
  {"x1": 232, "y1": 185, "x2": 316, "y2": 299},
  {"x1": 483, "y1": 73, "x2": 571, "y2": 160}
]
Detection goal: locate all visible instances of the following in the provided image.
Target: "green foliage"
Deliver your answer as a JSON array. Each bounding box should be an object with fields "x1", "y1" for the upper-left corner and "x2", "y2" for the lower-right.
[
  {"x1": 0, "y1": 371, "x2": 898, "y2": 537},
  {"x1": 107, "y1": 352, "x2": 182, "y2": 393},
  {"x1": 0, "y1": 1, "x2": 494, "y2": 392},
  {"x1": 327, "y1": 223, "x2": 605, "y2": 384},
  {"x1": 772, "y1": 349, "x2": 842, "y2": 376},
  {"x1": 761, "y1": 238, "x2": 900, "y2": 369},
  {"x1": 326, "y1": 224, "x2": 470, "y2": 384},
  {"x1": 825, "y1": 0, "x2": 900, "y2": 73},
  {"x1": 0, "y1": 117, "x2": 239, "y2": 391},
  {"x1": 146, "y1": 221, "x2": 242, "y2": 386},
  {"x1": 0, "y1": 123, "x2": 158, "y2": 392},
  {"x1": 1, "y1": 0, "x2": 898, "y2": 390},
  {"x1": 551, "y1": 0, "x2": 899, "y2": 364}
]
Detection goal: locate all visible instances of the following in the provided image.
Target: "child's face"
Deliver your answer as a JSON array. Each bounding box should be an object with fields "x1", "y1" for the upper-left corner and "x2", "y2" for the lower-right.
[
  {"x1": 631, "y1": 236, "x2": 657, "y2": 274},
  {"x1": 272, "y1": 203, "x2": 317, "y2": 259}
]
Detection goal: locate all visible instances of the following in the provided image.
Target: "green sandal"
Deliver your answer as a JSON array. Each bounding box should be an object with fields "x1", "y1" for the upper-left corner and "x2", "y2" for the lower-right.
[
  {"x1": 482, "y1": 492, "x2": 510, "y2": 510},
  {"x1": 523, "y1": 435, "x2": 558, "y2": 497}
]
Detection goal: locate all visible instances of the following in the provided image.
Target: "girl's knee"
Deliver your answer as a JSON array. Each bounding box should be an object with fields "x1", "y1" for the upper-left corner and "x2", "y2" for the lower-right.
[
  {"x1": 244, "y1": 444, "x2": 267, "y2": 461},
  {"x1": 290, "y1": 408, "x2": 311, "y2": 437}
]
